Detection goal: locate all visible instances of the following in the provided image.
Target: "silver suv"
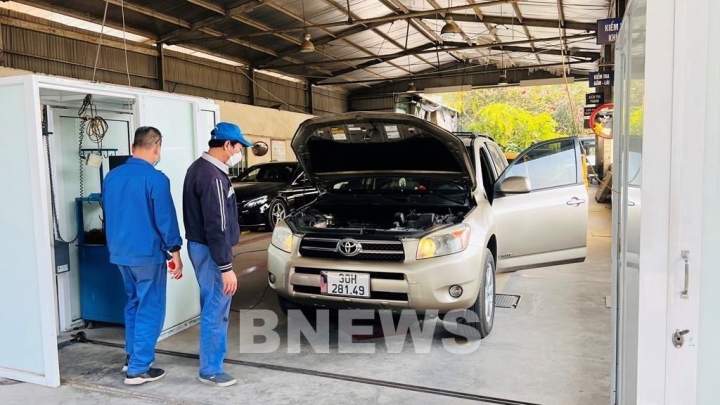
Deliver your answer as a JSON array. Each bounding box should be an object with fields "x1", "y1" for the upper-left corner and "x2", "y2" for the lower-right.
[{"x1": 267, "y1": 112, "x2": 588, "y2": 338}]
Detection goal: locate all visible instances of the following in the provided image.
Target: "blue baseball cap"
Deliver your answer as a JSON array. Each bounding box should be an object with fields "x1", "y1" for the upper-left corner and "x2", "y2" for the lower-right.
[{"x1": 211, "y1": 122, "x2": 253, "y2": 147}]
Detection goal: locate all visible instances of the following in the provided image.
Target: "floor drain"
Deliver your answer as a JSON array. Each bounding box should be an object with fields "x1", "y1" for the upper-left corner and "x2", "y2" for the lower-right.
[{"x1": 495, "y1": 294, "x2": 521, "y2": 308}]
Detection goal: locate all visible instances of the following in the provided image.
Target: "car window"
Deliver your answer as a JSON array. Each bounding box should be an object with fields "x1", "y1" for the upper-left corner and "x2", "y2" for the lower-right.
[
  {"x1": 505, "y1": 139, "x2": 578, "y2": 191},
  {"x1": 478, "y1": 148, "x2": 496, "y2": 199},
  {"x1": 236, "y1": 164, "x2": 296, "y2": 182},
  {"x1": 483, "y1": 143, "x2": 505, "y2": 175},
  {"x1": 490, "y1": 144, "x2": 508, "y2": 172},
  {"x1": 479, "y1": 146, "x2": 499, "y2": 180}
]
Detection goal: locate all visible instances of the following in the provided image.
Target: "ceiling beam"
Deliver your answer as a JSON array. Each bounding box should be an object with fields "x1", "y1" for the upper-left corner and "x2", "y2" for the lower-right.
[
  {"x1": 261, "y1": 33, "x2": 598, "y2": 70},
  {"x1": 173, "y1": 0, "x2": 522, "y2": 41},
  {"x1": 510, "y1": 1, "x2": 542, "y2": 64},
  {"x1": 436, "y1": 13, "x2": 593, "y2": 31},
  {"x1": 318, "y1": 0, "x2": 411, "y2": 74},
  {"x1": 261, "y1": 2, "x2": 392, "y2": 82},
  {"x1": 251, "y1": 22, "x2": 386, "y2": 67},
  {"x1": 160, "y1": 0, "x2": 272, "y2": 42},
  {"x1": 325, "y1": 59, "x2": 590, "y2": 87}
]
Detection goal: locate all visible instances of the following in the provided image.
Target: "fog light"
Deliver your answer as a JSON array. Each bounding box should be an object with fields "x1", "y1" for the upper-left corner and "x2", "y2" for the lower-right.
[
  {"x1": 449, "y1": 285, "x2": 463, "y2": 298},
  {"x1": 269, "y1": 273, "x2": 276, "y2": 284}
]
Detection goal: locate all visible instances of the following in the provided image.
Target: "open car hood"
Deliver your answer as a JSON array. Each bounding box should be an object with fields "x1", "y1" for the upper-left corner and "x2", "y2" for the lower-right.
[{"x1": 291, "y1": 112, "x2": 476, "y2": 191}]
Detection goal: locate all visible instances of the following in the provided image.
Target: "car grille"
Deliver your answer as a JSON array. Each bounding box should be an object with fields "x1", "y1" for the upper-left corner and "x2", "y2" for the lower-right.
[{"x1": 299, "y1": 236, "x2": 405, "y2": 261}]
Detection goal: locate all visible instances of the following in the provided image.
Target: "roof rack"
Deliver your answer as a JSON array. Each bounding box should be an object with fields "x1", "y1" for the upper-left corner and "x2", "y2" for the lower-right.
[{"x1": 452, "y1": 131, "x2": 495, "y2": 142}]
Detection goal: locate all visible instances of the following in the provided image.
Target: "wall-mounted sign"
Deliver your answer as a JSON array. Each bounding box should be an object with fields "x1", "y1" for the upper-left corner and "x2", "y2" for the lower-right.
[
  {"x1": 589, "y1": 71, "x2": 614, "y2": 87},
  {"x1": 586, "y1": 92, "x2": 605, "y2": 105},
  {"x1": 584, "y1": 106, "x2": 596, "y2": 117},
  {"x1": 271, "y1": 139, "x2": 286, "y2": 161},
  {"x1": 597, "y1": 18, "x2": 622, "y2": 45}
]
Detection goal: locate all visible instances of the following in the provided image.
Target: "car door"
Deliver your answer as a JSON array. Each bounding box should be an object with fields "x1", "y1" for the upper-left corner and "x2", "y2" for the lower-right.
[{"x1": 492, "y1": 137, "x2": 588, "y2": 271}]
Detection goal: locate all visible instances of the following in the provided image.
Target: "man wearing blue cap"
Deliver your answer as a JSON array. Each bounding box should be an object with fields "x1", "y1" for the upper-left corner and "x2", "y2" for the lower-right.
[{"x1": 182, "y1": 122, "x2": 253, "y2": 387}]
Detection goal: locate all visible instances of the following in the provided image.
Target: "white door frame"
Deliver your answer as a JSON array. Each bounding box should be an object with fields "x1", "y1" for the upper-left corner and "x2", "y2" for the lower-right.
[{"x1": 620, "y1": 0, "x2": 709, "y2": 403}]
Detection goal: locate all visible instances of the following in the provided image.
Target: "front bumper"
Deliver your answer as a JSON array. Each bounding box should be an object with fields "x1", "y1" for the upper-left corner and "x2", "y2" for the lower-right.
[
  {"x1": 267, "y1": 238, "x2": 485, "y2": 314},
  {"x1": 237, "y1": 206, "x2": 266, "y2": 227}
]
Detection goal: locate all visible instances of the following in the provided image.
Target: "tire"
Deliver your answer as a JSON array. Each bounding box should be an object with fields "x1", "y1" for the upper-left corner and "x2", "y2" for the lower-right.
[
  {"x1": 266, "y1": 199, "x2": 287, "y2": 231},
  {"x1": 461, "y1": 248, "x2": 496, "y2": 339}
]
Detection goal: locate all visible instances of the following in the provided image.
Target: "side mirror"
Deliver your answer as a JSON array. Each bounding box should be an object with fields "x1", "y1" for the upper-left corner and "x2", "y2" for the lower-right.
[
  {"x1": 499, "y1": 176, "x2": 532, "y2": 194},
  {"x1": 252, "y1": 141, "x2": 268, "y2": 156}
]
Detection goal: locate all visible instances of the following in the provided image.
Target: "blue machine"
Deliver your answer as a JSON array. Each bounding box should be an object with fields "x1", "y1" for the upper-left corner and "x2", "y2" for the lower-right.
[{"x1": 76, "y1": 194, "x2": 126, "y2": 325}]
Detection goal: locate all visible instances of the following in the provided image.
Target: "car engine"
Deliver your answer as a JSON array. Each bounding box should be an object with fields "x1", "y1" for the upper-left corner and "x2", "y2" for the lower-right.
[{"x1": 291, "y1": 206, "x2": 466, "y2": 233}]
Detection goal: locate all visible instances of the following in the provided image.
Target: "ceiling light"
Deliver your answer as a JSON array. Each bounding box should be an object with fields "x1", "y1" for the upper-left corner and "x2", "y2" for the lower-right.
[
  {"x1": 440, "y1": 16, "x2": 460, "y2": 41},
  {"x1": 300, "y1": 32, "x2": 314, "y2": 52},
  {"x1": 407, "y1": 82, "x2": 417, "y2": 92}
]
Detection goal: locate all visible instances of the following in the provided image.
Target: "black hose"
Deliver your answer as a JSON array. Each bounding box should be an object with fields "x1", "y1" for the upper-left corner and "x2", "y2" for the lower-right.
[{"x1": 67, "y1": 334, "x2": 544, "y2": 405}]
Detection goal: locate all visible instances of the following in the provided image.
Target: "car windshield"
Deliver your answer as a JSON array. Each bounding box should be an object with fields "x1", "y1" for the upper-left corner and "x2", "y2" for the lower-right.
[{"x1": 235, "y1": 164, "x2": 296, "y2": 183}]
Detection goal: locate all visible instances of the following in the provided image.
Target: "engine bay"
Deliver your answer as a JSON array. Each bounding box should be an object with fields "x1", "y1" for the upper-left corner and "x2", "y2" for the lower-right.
[{"x1": 289, "y1": 204, "x2": 468, "y2": 233}]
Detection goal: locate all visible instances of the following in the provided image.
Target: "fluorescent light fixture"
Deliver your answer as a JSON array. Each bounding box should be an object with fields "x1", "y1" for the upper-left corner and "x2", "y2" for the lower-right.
[
  {"x1": 424, "y1": 85, "x2": 472, "y2": 94},
  {"x1": 519, "y1": 77, "x2": 575, "y2": 87}
]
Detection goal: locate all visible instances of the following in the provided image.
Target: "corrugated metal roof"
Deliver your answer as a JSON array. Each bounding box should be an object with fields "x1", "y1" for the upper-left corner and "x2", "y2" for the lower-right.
[{"x1": 11, "y1": 0, "x2": 611, "y2": 91}]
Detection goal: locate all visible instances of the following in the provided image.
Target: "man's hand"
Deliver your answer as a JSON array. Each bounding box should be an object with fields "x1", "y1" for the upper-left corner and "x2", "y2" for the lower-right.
[
  {"x1": 222, "y1": 270, "x2": 237, "y2": 295},
  {"x1": 169, "y1": 251, "x2": 183, "y2": 280}
]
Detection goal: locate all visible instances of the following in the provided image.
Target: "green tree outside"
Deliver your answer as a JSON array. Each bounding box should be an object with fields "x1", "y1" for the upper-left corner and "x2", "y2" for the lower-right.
[{"x1": 440, "y1": 82, "x2": 590, "y2": 152}]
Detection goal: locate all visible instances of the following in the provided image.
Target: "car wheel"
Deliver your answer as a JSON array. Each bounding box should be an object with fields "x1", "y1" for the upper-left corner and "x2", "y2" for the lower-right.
[
  {"x1": 461, "y1": 248, "x2": 496, "y2": 339},
  {"x1": 266, "y1": 199, "x2": 287, "y2": 231}
]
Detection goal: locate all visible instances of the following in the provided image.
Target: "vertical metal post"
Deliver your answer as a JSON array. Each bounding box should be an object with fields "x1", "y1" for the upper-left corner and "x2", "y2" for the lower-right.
[
  {"x1": 307, "y1": 79, "x2": 315, "y2": 115},
  {"x1": 248, "y1": 67, "x2": 256, "y2": 105},
  {"x1": 157, "y1": 42, "x2": 166, "y2": 91}
]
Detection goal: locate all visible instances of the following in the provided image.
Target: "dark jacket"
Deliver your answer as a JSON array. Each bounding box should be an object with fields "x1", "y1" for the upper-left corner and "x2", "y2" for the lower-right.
[
  {"x1": 103, "y1": 157, "x2": 182, "y2": 266},
  {"x1": 183, "y1": 153, "x2": 240, "y2": 272}
]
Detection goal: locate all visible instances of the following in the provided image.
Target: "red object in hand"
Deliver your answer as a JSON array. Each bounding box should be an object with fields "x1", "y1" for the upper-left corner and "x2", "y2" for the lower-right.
[{"x1": 168, "y1": 261, "x2": 181, "y2": 279}]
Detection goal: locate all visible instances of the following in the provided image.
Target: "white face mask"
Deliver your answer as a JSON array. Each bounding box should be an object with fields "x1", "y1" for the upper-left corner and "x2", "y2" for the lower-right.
[{"x1": 226, "y1": 151, "x2": 243, "y2": 168}]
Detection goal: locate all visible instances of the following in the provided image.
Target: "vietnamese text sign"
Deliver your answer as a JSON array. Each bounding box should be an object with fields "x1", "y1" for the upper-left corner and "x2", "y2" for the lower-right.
[
  {"x1": 589, "y1": 71, "x2": 614, "y2": 87},
  {"x1": 586, "y1": 93, "x2": 605, "y2": 105},
  {"x1": 584, "y1": 106, "x2": 596, "y2": 117},
  {"x1": 597, "y1": 18, "x2": 622, "y2": 45}
]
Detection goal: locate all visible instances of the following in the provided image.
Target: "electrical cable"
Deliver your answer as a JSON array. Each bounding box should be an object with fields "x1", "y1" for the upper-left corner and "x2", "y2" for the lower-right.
[
  {"x1": 91, "y1": 0, "x2": 111, "y2": 83},
  {"x1": 229, "y1": 247, "x2": 272, "y2": 310},
  {"x1": 120, "y1": 0, "x2": 131, "y2": 87},
  {"x1": 44, "y1": 129, "x2": 79, "y2": 244},
  {"x1": 66, "y1": 333, "x2": 543, "y2": 405},
  {"x1": 236, "y1": 67, "x2": 308, "y2": 114}
]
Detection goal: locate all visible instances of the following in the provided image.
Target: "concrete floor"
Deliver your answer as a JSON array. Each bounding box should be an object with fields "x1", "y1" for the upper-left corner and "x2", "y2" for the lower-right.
[{"x1": 1, "y1": 189, "x2": 613, "y2": 405}]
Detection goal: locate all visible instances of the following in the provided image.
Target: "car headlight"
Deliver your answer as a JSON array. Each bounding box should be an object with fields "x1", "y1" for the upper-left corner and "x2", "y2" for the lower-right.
[
  {"x1": 416, "y1": 224, "x2": 471, "y2": 260},
  {"x1": 271, "y1": 221, "x2": 293, "y2": 253},
  {"x1": 243, "y1": 195, "x2": 268, "y2": 208}
]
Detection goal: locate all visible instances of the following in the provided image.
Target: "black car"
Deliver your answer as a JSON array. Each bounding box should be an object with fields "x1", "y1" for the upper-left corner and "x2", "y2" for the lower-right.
[{"x1": 232, "y1": 161, "x2": 319, "y2": 230}]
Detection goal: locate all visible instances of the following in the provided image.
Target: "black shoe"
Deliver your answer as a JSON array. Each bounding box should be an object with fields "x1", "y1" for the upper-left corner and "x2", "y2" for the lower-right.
[
  {"x1": 124, "y1": 367, "x2": 166, "y2": 385},
  {"x1": 122, "y1": 355, "x2": 152, "y2": 373}
]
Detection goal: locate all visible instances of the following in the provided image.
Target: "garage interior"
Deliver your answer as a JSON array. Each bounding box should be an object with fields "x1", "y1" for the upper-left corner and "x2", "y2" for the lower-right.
[{"x1": 0, "y1": 1, "x2": 623, "y2": 404}]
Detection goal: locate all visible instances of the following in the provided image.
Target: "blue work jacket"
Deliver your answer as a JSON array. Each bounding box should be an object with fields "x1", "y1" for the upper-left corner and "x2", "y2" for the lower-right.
[{"x1": 103, "y1": 157, "x2": 182, "y2": 266}]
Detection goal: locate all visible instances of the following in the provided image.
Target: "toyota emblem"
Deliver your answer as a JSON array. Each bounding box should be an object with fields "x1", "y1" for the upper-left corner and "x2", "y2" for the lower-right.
[{"x1": 337, "y1": 238, "x2": 362, "y2": 257}]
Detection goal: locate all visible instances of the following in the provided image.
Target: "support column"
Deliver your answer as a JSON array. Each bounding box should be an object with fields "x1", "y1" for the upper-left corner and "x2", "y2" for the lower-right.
[
  {"x1": 0, "y1": 21, "x2": 4, "y2": 67},
  {"x1": 307, "y1": 79, "x2": 315, "y2": 115},
  {"x1": 157, "y1": 43, "x2": 166, "y2": 91},
  {"x1": 248, "y1": 67, "x2": 256, "y2": 105}
]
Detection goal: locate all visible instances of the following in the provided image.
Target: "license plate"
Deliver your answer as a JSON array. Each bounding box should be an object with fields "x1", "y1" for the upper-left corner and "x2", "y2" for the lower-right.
[{"x1": 320, "y1": 271, "x2": 370, "y2": 298}]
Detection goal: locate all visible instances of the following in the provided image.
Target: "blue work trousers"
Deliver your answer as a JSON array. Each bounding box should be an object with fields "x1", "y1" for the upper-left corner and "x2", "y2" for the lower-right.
[
  {"x1": 117, "y1": 263, "x2": 167, "y2": 375},
  {"x1": 188, "y1": 241, "x2": 233, "y2": 376}
]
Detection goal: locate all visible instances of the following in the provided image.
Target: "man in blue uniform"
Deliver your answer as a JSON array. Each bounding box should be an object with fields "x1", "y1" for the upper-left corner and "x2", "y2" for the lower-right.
[
  {"x1": 103, "y1": 126, "x2": 183, "y2": 385},
  {"x1": 183, "y1": 122, "x2": 251, "y2": 387}
]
